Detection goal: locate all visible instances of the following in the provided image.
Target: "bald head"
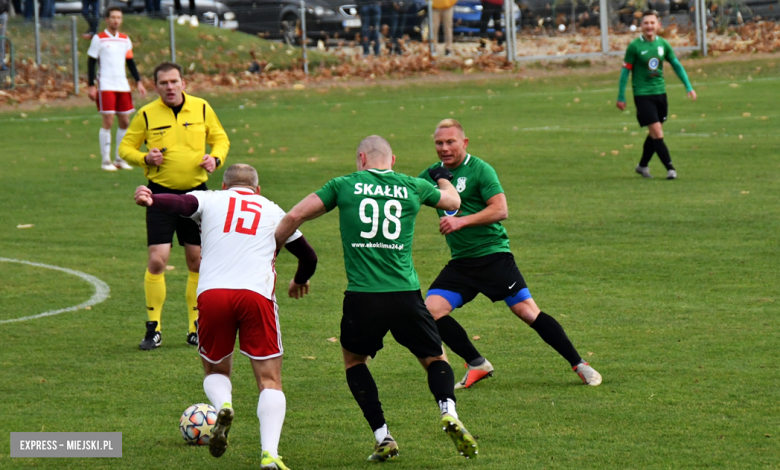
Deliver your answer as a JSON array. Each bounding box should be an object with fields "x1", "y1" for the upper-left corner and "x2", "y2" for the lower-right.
[
  {"x1": 356, "y1": 135, "x2": 393, "y2": 169},
  {"x1": 223, "y1": 164, "x2": 259, "y2": 188}
]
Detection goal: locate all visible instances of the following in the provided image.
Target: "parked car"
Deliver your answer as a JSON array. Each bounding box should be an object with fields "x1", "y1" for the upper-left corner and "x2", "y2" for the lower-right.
[
  {"x1": 450, "y1": 0, "x2": 521, "y2": 38},
  {"x1": 107, "y1": 0, "x2": 239, "y2": 29},
  {"x1": 55, "y1": 0, "x2": 85, "y2": 15}
]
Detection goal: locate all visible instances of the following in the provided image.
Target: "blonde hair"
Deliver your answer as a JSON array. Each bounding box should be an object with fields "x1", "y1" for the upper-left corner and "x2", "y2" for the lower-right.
[
  {"x1": 435, "y1": 119, "x2": 465, "y2": 137},
  {"x1": 223, "y1": 164, "x2": 258, "y2": 188}
]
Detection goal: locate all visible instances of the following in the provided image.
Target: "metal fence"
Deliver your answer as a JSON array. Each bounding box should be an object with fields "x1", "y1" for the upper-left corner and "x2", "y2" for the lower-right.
[
  {"x1": 0, "y1": 0, "x2": 775, "y2": 89},
  {"x1": 498, "y1": 0, "x2": 709, "y2": 62}
]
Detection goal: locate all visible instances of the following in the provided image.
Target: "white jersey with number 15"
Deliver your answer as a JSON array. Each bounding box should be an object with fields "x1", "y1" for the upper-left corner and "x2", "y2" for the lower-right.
[{"x1": 189, "y1": 187, "x2": 302, "y2": 300}]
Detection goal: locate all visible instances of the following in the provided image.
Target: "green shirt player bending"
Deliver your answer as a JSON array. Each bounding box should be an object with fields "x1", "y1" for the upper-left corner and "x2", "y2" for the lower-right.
[
  {"x1": 419, "y1": 119, "x2": 602, "y2": 389},
  {"x1": 274, "y1": 135, "x2": 479, "y2": 463},
  {"x1": 617, "y1": 9, "x2": 697, "y2": 180}
]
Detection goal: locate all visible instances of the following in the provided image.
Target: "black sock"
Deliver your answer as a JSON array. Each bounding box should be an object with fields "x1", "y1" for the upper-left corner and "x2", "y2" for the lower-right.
[
  {"x1": 653, "y1": 138, "x2": 675, "y2": 170},
  {"x1": 427, "y1": 360, "x2": 456, "y2": 404},
  {"x1": 436, "y1": 316, "x2": 483, "y2": 365},
  {"x1": 346, "y1": 363, "x2": 386, "y2": 432},
  {"x1": 639, "y1": 135, "x2": 655, "y2": 167},
  {"x1": 530, "y1": 312, "x2": 582, "y2": 367}
]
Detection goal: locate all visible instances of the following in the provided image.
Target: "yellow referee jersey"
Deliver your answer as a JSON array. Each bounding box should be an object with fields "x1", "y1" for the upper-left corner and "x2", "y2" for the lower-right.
[{"x1": 119, "y1": 92, "x2": 230, "y2": 190}]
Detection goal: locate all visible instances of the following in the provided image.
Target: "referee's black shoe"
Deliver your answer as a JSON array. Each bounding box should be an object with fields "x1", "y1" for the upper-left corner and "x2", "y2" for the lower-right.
[
  {"x1": 186, "y1": 321, "x2": 199, "y2": 346},
  {"x1": 139, "y1": 321, "x2": 162, "y2": 350}
]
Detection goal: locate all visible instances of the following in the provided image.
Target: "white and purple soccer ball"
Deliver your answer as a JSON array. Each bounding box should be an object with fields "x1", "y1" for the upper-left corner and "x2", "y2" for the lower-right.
[{"x1": 179, "y1": 403, "x2": 217, "y2": 445}]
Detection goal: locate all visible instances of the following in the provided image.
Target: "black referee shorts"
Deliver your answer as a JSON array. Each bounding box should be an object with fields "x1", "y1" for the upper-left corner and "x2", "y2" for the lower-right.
[
  {"x1": 427, "y1": 252, "x2": 532, "y2": 309},
  {"x1": 634, "y1": 93, "x2": 668, "y2": 127},
  {"x1": 146, "y1": 181, "x2": 206, "y2": 247},
  {"x1": 340, "y1": 290, "x2": 443, "y2": 359}
]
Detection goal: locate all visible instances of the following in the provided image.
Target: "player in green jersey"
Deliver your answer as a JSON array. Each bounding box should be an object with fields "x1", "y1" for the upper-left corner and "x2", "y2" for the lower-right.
[
  {"x1": 419, "y1": 119, "x2": 602, "y2": 389},
  {"x1": 275, "y1": 135, "x2": 479, "y2": 462},
  {"x1": 617, "y1": 9, "x2": 697, "y2": 180}
]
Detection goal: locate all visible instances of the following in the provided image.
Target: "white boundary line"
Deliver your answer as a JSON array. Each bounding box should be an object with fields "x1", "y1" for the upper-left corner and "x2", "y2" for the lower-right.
[{"x1": 0, "y1": 258, "x2": 110, "y2": 325}]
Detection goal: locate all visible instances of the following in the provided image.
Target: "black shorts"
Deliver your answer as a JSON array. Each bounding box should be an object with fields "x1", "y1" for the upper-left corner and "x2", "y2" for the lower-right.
[
  {"x1": 340, "y1": 290, "x2": 443, "y2": 359},
  {"x1": 146, "y1": 181, "x2": 206, "y2": 247},
  {"x1": 427, "y1": 252, "x2": 531, "y2": 309},
  {"x1": 634, "y1": 93, "x2": 668, "y2": 127}
]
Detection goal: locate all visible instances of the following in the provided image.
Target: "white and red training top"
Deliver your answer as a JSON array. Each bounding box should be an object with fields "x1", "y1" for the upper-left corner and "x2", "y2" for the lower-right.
[
  {"x1": 87, "y1": 30, "x2": 133, "y2": 92},
  {"x1": 189, "y1": 188, "x2": 302, "y2": 300}
]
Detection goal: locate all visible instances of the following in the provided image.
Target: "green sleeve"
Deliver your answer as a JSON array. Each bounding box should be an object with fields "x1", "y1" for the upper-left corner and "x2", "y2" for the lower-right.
[
  {"x1": 313, "y1": 177, "x2": 342, "y2": 212},
  {"x1": 415, "y1": 177, "x2": 442, "y2": 207},
  {"x1": 418, "y1": 167, "x2": 430, "y2": 180},
  {"x1": 666, "y1": 43, "x2": 693, "y2": 92},
  {"x1": 478, "y1": 164, "x2": 504, "y2": 202},
  {"x1": 618, "y1": 67, "x2": 630, "y2": 103},
  {"x1": 618, "y1": 42, "x2": 635, "y2": 102}
]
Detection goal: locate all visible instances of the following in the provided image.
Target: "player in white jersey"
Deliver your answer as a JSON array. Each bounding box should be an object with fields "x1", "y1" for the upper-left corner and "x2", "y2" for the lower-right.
[
  {"x1": 87, "y1": 7, "x2": 147, "y2": 172},
  {"x1": 134, "y1": 164, "x2": 317, "y2": 470}
]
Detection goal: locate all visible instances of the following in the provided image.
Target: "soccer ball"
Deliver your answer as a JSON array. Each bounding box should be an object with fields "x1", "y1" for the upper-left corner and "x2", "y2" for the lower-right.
[
  {"x1": 630, "y1": 24, "x2": 638, "y2": 32},
  {"x1": 558, "y1": 24, "x2": 566, "y2": 32},
  {"x1": 179, "y1": 403, "x2": 217, "y2": 445}
]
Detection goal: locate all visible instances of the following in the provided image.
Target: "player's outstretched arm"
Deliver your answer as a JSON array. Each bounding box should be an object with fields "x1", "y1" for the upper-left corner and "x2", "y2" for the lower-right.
[
  {"x1": 284, "y1": 236, "x2": 318, "y2": 299},
  {"x1": 275, "y1": 193, "x2": 328, "y2": 250},
  {"x1": 439, "y1": 193, "x2": 508, "y2": 235}
]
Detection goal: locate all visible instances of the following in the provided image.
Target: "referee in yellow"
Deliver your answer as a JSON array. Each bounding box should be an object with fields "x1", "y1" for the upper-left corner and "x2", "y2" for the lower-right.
[{"x1": 120, "y1": 62, "x2": 230, "y2": 351}]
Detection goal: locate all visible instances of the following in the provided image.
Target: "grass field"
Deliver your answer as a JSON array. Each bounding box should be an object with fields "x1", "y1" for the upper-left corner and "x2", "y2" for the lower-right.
[{"x1": 1, "y1": 57, "x2": 779, "y2": 469}]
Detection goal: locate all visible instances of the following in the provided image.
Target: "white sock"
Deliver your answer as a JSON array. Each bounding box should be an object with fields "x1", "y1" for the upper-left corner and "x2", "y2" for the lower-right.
[
  {"x1": 99, "y1": 128, "x2": 111, "y2": 163},
  {"x1": 115, "y1": 127, "x2": 127, "y2": 162},
  {"x1": 373, "y1": 423, "x2": 388, "y2": 444},
  {"x1": 439, "y1": 398, "x2": 458, "y2": 420},
  {"x1": 257, "y1": 389, "x2": 286, "y2": 459},
  {"x1": 203, "y1": 374, "x2": 232, "y2": 411}
]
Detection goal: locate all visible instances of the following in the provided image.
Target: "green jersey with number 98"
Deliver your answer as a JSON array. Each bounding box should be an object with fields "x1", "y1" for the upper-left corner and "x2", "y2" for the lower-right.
[{"x1": 315, "y1": 168, "x2": 442, "y2": 293}]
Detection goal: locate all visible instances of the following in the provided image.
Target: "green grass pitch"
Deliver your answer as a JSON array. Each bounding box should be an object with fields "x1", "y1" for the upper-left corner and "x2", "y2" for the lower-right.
[{"x1": 1, "y1": 58, "x2": 779, "y2": 469}]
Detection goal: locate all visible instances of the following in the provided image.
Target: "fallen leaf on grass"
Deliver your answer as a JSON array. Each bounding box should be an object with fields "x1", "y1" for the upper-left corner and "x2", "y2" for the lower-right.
[
  {"x1": 742, "y1": 112, "x2": 751, "y2": 117},
  {"x1": 611, "y1": 150, "x2": 619, "y2": 155},
  {"x1": 307, "y1": 157, "x2": 319, "y2": 162},
  {"x1": 326, "y1": 337, "x2": 338, "y2": 343},
  {"x1": 472, "y1": 335, "x2": 481, "y2": 341},
  {"x1": 165, "y1": 265, "x2": 176, "y2": 271},
  {"x1": 16, "y1": 224, "x2": 34, "y2": 229},
  {"x1": 302, "y1": 356, "x2": 316, "y2": 360}
]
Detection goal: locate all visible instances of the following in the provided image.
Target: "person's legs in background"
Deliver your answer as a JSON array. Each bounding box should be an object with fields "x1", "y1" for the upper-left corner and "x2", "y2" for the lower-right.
[{"x1": 442, "y1": 6, "x2": 453, "y2": 54}]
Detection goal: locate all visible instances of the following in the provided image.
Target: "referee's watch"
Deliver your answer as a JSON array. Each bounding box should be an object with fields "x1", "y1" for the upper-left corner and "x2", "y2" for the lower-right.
[{"x1": 214, "y1": 157, "x2": 221, "y2": 169}]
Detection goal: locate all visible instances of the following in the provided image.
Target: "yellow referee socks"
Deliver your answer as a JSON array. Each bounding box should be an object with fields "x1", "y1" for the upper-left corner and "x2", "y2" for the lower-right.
[
  {"x1": 186, "y1": 271, "x2": 199, "y2": 334},
  {"x1": 144, "y1": 270, "x2": 166, "y2": 332}
]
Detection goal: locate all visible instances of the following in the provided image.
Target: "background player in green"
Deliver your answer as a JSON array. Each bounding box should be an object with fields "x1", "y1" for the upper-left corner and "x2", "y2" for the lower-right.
[
  {"x1": 274, "y1": 135, "x2": 479, "y2": 462},
  {"x1": 419, "y1": 119, "x2": 602, "y2": 389},
  {"x1": 617, "y1": 9, "x2": 697, "y2": 180}
]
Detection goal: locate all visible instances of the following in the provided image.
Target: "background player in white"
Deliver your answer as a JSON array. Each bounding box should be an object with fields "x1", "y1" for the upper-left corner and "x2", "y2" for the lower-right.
[
  {"x1": 87, "y1": 7, "x2": 146, "y2": 172},
  {"x1": 134, "y1": 164, "x2": 317, "y2": 470}
]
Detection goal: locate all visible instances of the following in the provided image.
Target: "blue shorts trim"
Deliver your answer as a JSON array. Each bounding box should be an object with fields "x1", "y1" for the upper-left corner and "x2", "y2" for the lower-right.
[
  {"x1": 504, "y1": 288, "x2": 532, "y2": 307},
  {"x1": 426, "y1": 289, "x2": 464, "y2": 310}
]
